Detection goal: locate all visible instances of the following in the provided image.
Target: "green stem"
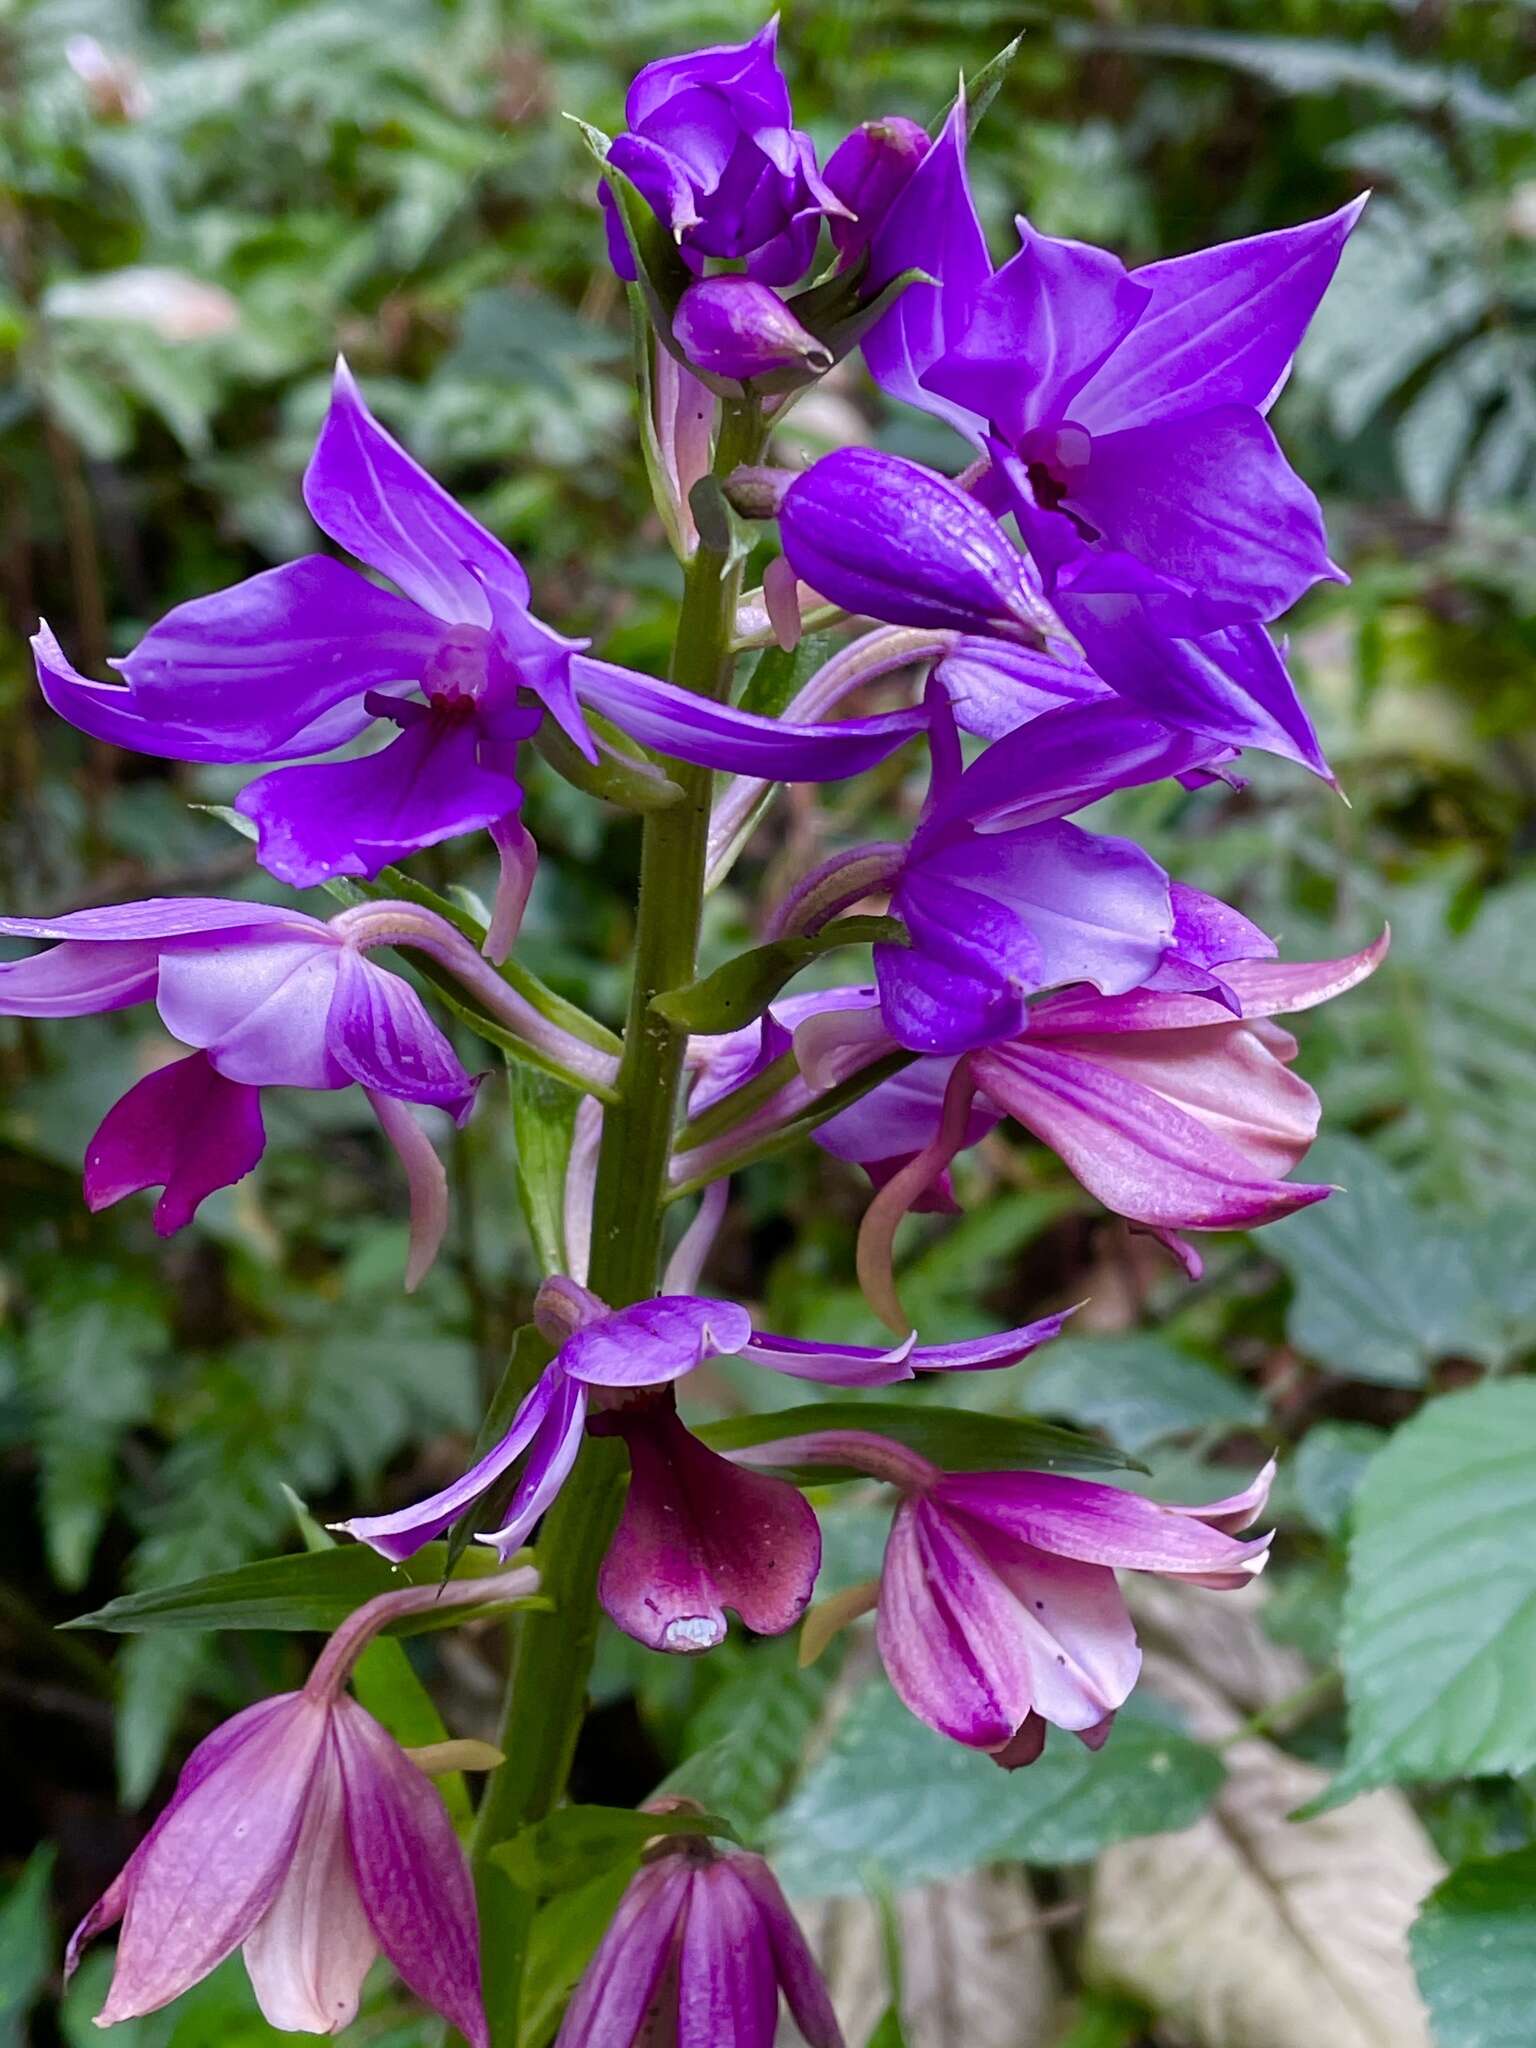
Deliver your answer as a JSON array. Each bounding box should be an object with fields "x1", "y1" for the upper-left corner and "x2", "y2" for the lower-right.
[{"x1": 469, "y1": 398, "x2": 765, "y2": 2046}]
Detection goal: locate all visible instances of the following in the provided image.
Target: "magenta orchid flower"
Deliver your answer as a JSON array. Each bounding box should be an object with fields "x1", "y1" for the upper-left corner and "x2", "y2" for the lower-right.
[
  {"x1": 599, "y1": 18, "x2": 847, "y2": 287},
  {"x1": 33, "y1": 364, "x2": 924, "y2": 930},
  {"x1": 739, "y1": 1429, "x2": 1272, "y2": 1764},
  {"x1": 557, "y1": 1822, "x2": 842, "y2": 2048},
  {"x1": 67, "y1": 1567, "x2": 536, "y2": 2040},
  {"x1": 339, "y1": 1276, "x2": 1069, "y2": 1653},
  {"x1": 0, "y1": 895, "x2": 613, "y2": 1284}
]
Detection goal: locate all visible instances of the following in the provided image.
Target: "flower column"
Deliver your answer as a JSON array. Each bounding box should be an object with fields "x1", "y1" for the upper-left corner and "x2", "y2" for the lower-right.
[{"x1": 469, "y1": 398, "x2": 767, "y2": 2035}]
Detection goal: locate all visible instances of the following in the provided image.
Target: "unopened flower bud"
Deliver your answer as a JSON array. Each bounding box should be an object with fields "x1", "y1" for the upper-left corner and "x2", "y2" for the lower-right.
[
  {"x1": 673, "y1": 278, "x2": 832, "y2": 385},
  {"x1": 824, "y1": 115, "x2": 931, "y2": 262}
]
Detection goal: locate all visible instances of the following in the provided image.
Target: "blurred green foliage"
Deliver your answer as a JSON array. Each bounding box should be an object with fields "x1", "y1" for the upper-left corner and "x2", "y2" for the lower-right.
[{"x1": 2, "y1": 0, "x2": 1536, "y2": 2043}]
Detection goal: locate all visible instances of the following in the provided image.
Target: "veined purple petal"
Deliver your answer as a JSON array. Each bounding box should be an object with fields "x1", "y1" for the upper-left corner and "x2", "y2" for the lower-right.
[
  {"x1": 338, "y1": 1369, "x2": 567, "y2": 1563},
  {"x1": 676, "y1": 1861, "x2": 778, "y2": 2048},
  {"x1": 1074, "y1": 197, "x2": 1369, "y2": 435},
  {"x1": 86, "y1": 1053, "x2": 266, "y2": 1233},
  {"x1": 479, "y1": 1370, "x2": 588, "y2": 1562},
  {"x1": 559, "y1": 1295, "x2": 753, "y2": 1388},
  {"x1": 156, "y1": 934, "x2": 343, "y2": 1091},
  {"x1": 0, "y1": 898, "x2": 315, "y2": 945},
  {"x1": 574, "y1": 655, "x2": 924, "y2": 779},
  {"x1": 936, "y1": 636, "x2": 1113, "y2": 739},
  {"x1": 878, "y1": 870, "x2": 1037, "y2": 1055},
  {"x1": 728, "y1": 1856, "x2": 845, "y2": 2048},
  {"x1": 367, "y1": 1091, "x2": 450, "y2": 1292},
  {"x1": 35, "y1": 619, "x2": 382, "y2": 766},
  {"x1": 780, "y1": 449, "x2": 1044, "y2": 642},
  {"x1": 925, "y1": 220, "x2": 1150, "y2": 444},
  {"x1": 1029, "y1": 931, "x2": 1387, "y2": 1036},
  {"x1": 305, "y1": 360, "x2": 528, "y2": 628},
  {"x1": 332, "y1": 1697, "x2": 488, "y2": 2048},
  {"x1": 109, "y1": 557, "x2": 439, "y2": 752},
  {"x1": 876, "y1": 1496, "x2": 1032, "y2": 1749},
  {"x1": 599, "y1": 1406, "x2": 820, "y2": 1654},
  {"x1": 938, "y1": 1468, "x2": 1273, "y2": 1584},
  {"x1": 242, "y1": 1733, "x2": 376, "y2": 2035},
  {"x1": 325, "y1": 947, "x2": 475, "y2": 1112},
  {"x1": 674, "y1": 277, "x2": 830, "y2": 382},
  {"x1": 959, "y1": 1527, "x2": 1142, "y2": 1732},
  {"x1": 95, "y1": 1696, "x2": 329, "y2": 2024},
  {"x1": 626, "y1": 18, "x2": 790, "y2": 136},
  {"x1": 862, "y1": 102, "x2": 990, "y2": 436},
  {"x1": 922, "y1": 698, "x2": 1226, "y2": 839},
  {"x1": 1069, "y1": 407, "x2": 1342, "y2": 622},
  {"x1": 742, "y1": 1310, "x2": 1070, "y2": 1387},
  {"x1": 234, "y1": 717, "x2": 525, "y2": 888},
  {"x1": 554, "y1": 1859, "x2": 692, "y2": 2048},
  {"x1": 973, "y1": 1032, "x2": 1329, "y2": 1231},
  {"x1": 0, "y1": 937, "x2": 159, "y2": 1016},
  {"x1": 67, "y1": 1695, "x2": 295, "y2": 1981}
]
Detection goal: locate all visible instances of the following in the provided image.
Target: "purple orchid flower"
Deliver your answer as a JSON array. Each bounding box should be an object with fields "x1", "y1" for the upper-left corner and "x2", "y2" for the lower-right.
[
  {"x1": 339, "y1": 1276, "x2": 1068, "y2": 1653},
  {"x1": 67, "y1": 1567, "x2": 536, "y2": 2039},
  {"x1": 739, "y1": 1429, "x2": 1272, "y2": 1765},
  {"x1": 0, "y1": 896, "x2": 609, "y2": 1284},
  {"x1": 797, "y1": 933, "x2": 1388, "y2": 1319},
  {"x1": 34, "y1": 364, "x2": 925, "y2": 933},
  {"x1": 557, "y1": 1822, "x2": 842, "y2": 2048},
  {"x1": 599, "y1": 18, "x2": 847, "y2": 287},
  {"x1": 775, "y1": 695, "x2": 1234, "y2": 1058},
  {"x1": 854, "y1": 104, "x2": 1364, "y2": 773}
]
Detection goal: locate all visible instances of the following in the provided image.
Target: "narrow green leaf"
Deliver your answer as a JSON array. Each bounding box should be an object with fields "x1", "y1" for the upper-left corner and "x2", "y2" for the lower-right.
[
  {"x1": 0, "y1": 1844, "x2": 56, "y2": 2036},
  {"x1": 493, "y1": 1805, "x2": 738, "y2": 1896},
  {"x1": 696, "y1": 1403, "x2": 1142, "y2": 1482},
  {"x1": 735, "y1": 630, "x2": 842, "y2": 719},
  {"x1": 64, "y1": 1542, "x2": 540, "y2": 1636},
  {"x1": 652, "y1": 916, "x2": 905, "y2": 1034},
  {"x1": 810, "y1": 266, "x2": 935, "y2": 364},
  {"x1": 932, "y1": 34, "x2": 1026, "y2": 138},
  {"x1": 509, "y1": 1068, "x2": 581, "y2": 1277},
  {"x1": 1411, "y1": 1846, "x2": 1536, "y2": 2048}
]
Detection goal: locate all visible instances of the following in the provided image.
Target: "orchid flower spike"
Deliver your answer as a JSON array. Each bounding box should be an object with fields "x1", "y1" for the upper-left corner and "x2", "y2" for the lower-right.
[
  {"x1": 339, "y1": 1277, "x2": 1068, "y2": 1654},
  {"x1": 68, "y1": 1568, "x2": 537, "y2": 2038}
]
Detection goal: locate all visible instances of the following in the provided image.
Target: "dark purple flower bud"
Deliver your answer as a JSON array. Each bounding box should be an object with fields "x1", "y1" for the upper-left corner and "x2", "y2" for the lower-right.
[
  {"x1": 673, "y1": 277, "x2": 831, "y2": 384},
  {"x1": 778, "y1": 447, "x2": 1049, "y2": 643},
  {"x1": 600, "y1": 21, "x2": 848, "y2": 287},
  {"x1": 824, "y1": 114, "x2": 931, "y2": 262}
]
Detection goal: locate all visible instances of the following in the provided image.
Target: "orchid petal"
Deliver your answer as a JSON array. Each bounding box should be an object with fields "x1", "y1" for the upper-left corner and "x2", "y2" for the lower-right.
[
  {"x1": 305, "y1": 360, "x2": 528, "y2": 628},
  {"x1": 676, "y1": 1862, "x2": 778, "y2": 2048},
  {"x1": 554, "y1": 1860, "x2": 692, "y2": 2048},
  {"x1": 86, "y1": 1053, "x2": 266, "y2": 1234},
  {"x1": 325, "y1": 947, "x2": 476, "y2": 1112},
  {"x1": 0, "y1": 938, "x2": 160, "y2": 1016},
  {"x1": 559, "y1": 1294, "x2": 753, "y2": 1387}
]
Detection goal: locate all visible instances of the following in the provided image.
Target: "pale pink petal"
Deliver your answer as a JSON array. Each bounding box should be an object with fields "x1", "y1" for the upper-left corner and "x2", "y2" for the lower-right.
[
  {"x1": 367, "y1": 1090, "x2": 448, "y2": 1291},
  {"x1": 242, "y1": 1732, "x2": 377, "y2": 2034}
]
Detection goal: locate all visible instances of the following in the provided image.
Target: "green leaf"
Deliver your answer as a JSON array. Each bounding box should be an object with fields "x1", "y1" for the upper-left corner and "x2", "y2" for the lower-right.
[
  {"x1": 696, "y1": 1403, "x2": 1143, "y2": 1483},
  {"x1": 1333, "y1": 1380, "x2": 1536, "y2": 1801},
  {"x1": 509, "y1": 1067, "x2": 582, "y2": 1277},
  {"x1": 735, "y1": 631, "x2": 842, "y2": 719},
  {"x1": 766, "y1": 1681, "x2": 1222, "y2": 1895},
  {"x1": 0, "y1": 1845, "x2": 55, "y2": 2045},
  {"x1": 492, "y1": 1804, "x2": 737, "y2": 1896},
  {"x1": 932, "y1": 34, "x2": 1026, "y2": 137},
  {"x1": 1021, "y1": 1334, "x2": 1263, "y2": 1456},
  {"x1": 516, "y1": 1865, "x2": 634, "y2": 2048},
  {"x1": 65, "y1": 1542, "x2": 536, "y2": 1636},
  {"x1": 1410, "y1": 1846, "x2": 1536, "y2": 2048},
  {"x1": 652, "y1": 916, "x2": 905, "y2": 1034},
  {"x1": 1290, "y1": 1422, "x2": 1385, "y2": 1541},
  {"x1": 1265, "y1": 1136, "x2": 1523, "y2": 1385},
  {"x1": 18, "y1": 1273, "x2": 163, "y2": 1589},
  {"x1": 660, "y1": 1640, "x2": 832, "y2": 1836}
]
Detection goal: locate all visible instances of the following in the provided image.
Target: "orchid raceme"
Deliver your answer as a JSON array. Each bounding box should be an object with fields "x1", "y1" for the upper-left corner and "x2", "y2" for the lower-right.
[
  {"x1": 20, "y1": 15, "x2": 1394, "y2": 2047},
  {"x1": 68, "y1": 1570, "x2": 537, "y2": 2039},
  {"x1": 736, "y1": 1428, "x2": 1272, "y2": 1762}
]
